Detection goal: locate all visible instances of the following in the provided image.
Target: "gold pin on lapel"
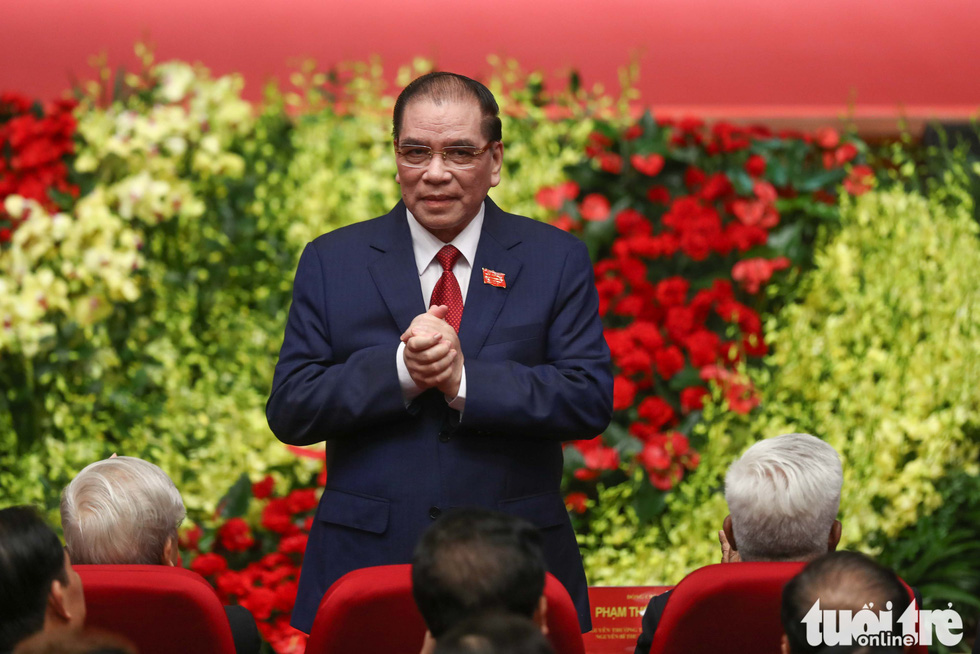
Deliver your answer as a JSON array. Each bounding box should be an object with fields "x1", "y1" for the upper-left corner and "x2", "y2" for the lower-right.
[{"x1": 482, "y1": 268, "x2": 506, "y2": 288}]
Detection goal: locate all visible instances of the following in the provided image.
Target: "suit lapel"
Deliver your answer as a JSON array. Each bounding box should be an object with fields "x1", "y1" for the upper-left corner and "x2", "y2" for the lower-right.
[
  {"x1": 460, "y1": 198, "x2": 523, "y2": 355},
  {"x1": 368, "y1": 204, "x2": 427, "y2": 332}
]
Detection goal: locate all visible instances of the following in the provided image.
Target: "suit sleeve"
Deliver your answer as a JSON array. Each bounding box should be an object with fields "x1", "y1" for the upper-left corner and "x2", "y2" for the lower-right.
[
  {"x1": 266, "y1": 243, "x2": 407, "y2": 445},
  {"x1": 462, "y1": 239, "x2": 613, "y2": 441}
]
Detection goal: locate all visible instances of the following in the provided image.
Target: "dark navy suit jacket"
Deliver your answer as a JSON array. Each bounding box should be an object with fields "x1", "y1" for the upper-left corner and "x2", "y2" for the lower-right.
[{"x1": 267, "y1": 198, "x2": 613, "y2": 633}]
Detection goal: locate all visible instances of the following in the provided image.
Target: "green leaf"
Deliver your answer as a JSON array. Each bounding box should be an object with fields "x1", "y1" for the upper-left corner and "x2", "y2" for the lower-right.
[
  {"x1": 217, "y1": 473, "x2": 252, "y2": 519},
  {"x1": 633, "y1": 474, "x2": 668, "y2": 522}
]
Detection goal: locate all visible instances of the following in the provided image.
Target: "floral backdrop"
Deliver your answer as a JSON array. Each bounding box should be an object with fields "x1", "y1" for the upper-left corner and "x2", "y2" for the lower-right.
[{"x1": 1, "y1": 49, "x2": 978, "y2": 653}]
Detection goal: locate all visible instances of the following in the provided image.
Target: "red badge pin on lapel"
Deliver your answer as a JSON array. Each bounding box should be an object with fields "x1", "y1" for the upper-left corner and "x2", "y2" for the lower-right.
[{"x1": 482, "y1": 268, "x2": 506, "y2": 288}]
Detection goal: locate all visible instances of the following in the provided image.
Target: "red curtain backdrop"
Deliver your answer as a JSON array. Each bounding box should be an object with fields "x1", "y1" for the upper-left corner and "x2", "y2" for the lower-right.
[{"x1": 2, "y1": 0, "x2": 978, "y2": 119}]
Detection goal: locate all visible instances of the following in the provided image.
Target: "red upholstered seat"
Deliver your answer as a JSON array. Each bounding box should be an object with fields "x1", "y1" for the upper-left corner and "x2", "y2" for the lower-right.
[
  {"x1": 303, "y1": 564, "x2": 585, "y2": 654},
  {"x1": 76, "y1": 565, "x2": 236, "y2": 654},
  {"x1": 648, "y1": 562, "x2": 926, "y2": 654},
  {"x1": 649, "y1": 562, "x2": 807, "y2": 654}
]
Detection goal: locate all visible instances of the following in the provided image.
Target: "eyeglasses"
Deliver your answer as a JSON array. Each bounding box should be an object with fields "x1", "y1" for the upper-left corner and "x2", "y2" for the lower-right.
[{"x1": 395, "y1": 142, "x2": 496, "y2": 169}]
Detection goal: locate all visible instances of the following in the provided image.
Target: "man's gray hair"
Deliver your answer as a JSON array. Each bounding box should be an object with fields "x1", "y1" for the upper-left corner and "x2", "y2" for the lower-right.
[
  {"x1": 61, "y1": 456, "x2": 185, "y2": 565},
  {"x1": 724, "y1": 433, "x2": 842, "y2": 562}
]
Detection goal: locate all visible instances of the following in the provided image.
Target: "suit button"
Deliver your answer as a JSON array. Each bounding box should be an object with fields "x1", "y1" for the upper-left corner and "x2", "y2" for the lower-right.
[
  {"x1": 439, "y1": 430, "x2": 451, "y2": 443},
  {"x1": 429, "y1": 506, "x2": 442, "y2": 520}
]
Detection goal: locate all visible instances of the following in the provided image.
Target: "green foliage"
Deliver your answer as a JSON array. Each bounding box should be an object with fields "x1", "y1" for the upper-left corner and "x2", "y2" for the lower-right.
[{"x1": 582, "y1": 186, "x2": 980, "y2": 585}]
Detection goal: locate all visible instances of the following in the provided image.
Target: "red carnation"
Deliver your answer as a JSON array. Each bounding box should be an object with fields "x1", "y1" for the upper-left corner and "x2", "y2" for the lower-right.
[
  {"x1": 684, "y1": 166, "x2": 707, "y2": 189},
  {"x1": 630, "y1": 153, "x2": 665, "y2": 177},
  {"x1": 241, "y1": 587, "x2": 277, "y2": 621},
  {"x1": 286, "y1": 488, "x2": 318, "y2": 514},
  {"x1": 745, "y1": 154, "x2": 767, "y2": 177},
  {"x1": 179, "y1": 524, "x2": 203, "y2": 552},
  {"x1": 612, "y1": 376, "x2": 637, "y2": 411},
  {"x1": 637, "y1": 397, "x2": 676, "y2": 430},
  {"x1": 217, "y1": 517, "x2": 255, "y2": 553},
  {"x1": 278, "y1": 533, "x2": 309, "y2": 555},
  {"x1": 261, "y1": 498, "x2": 297, "y2": 535},
  {"x1": 639, "y1": 443, "x2": 671, "y2": 472},
  {"x1": 654, "y1": 277, "x2": 689, "y2": 307},
  {"x1": 599, "y1": 153, "x2": 623, "y2": 175},
  {"x1": 835, "y1": 143, "x2": 858, "y2": 165},
  {"x1": 684, "y1": 331, "x2": 721, "y2": 368},
  {"x1": 843, "y1": 165, "x2": 875, "y2": 196},
  {"x1": 190, "y1": 553, "x2": 228, "y2": 578},
  {"x1": 680, "y1": 386, "x2": 710, "y2": 412},
  {"x1": 646, "y1": 185, "x2": 670, "y2": 204},
  {"x1": 815, "y1": 127, "x2": 840, "y2": 149},
  {"x1": 623, "y1": 125, "x2": 644, "y2": 140},
  {"x1": 580, "y1": 194, "x2": 611, "y2": 221},
  {"x1": 654, "y1": 346, "x2": 685, "y2": 380},
  {"x1": 615, "y1": 208, "x2": 650, "y2": 237},
  {"x1": 252, "y1": 475, "x2": 275, "y2": 500},
  {"x1": 564, "y1": 492, "x2": 589, "y2": 514}
]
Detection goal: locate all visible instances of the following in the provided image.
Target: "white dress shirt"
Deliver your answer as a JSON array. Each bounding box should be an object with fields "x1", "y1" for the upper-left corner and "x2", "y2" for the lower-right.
[{"x1": 395, "y1": 202, "x2": 485, "y2": 412}]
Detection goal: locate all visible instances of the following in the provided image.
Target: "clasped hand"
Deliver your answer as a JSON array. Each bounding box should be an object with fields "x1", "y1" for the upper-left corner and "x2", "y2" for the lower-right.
[{"x1": 401, "y1": 305, "x2": 463, "y2": 398}]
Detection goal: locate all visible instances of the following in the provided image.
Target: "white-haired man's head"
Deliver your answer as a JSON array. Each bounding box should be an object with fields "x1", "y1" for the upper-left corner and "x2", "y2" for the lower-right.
[
  {"x1": 61, "y1": 456, "x2": 186, "y2": 566},
  {"x1": 723, "y1": 433, "x2": 843, "y2": 562}
]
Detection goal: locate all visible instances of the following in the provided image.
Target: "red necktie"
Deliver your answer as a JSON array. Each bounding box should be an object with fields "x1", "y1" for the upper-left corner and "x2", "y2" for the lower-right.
[{"x1": 429, "y1": 245, "x2": 463, "y2": 332}]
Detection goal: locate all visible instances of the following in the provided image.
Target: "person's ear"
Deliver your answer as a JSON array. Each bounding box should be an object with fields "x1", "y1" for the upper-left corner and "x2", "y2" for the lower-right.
[
  {"x1": 723, "y1": 514, "x2": 737, "y2": 552},
  {"x1": 781, "y1": 633, "x2": 791, "y2": 654},
  {"x1": 828, "y1": 520, "x2": 842, "y2": 552},
  {"x1": 48, "y1": 579, "x2": 72, "y2": 623},
  {"x1": 533, "y1": 595, "x2": 549, "y2": 635},
  {"x1": 161, "y1": 535, "x2": 179, "y2": 567},
  {"x1": 489, "y1": 141, "x2": 504, "y2": 188},
  {"x1": 394, "y1": 141, "x2": 402, "y2": 185}
]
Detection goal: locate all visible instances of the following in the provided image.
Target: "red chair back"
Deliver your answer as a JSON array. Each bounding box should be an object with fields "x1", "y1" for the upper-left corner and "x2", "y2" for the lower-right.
[
  {"x1": 650, "y1": 562, "x2": 806, "y2": 654},
  {"x1": 303, "y1": 564, "x2": 585, "y2": 654},
  {"x1": 76, "y1": 565, "x2": 236, "y2": 654},
  {"x1": 648, "y1": 562, "x2": 926, "y2": 654}
]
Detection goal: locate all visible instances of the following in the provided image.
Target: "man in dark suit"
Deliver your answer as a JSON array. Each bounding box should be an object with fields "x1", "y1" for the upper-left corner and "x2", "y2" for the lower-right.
[{"x1": 266, "y1": 72, "x2": 613, "y2": 634}]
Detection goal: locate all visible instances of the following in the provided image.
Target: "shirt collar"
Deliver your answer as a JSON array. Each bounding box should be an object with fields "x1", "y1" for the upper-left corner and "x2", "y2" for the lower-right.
[{"x1": 406, "y1": 202, "x2": 484, "y2": 275}]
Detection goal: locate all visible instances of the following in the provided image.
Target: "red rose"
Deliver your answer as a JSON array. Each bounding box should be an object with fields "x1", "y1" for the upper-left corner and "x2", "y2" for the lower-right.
[
  {"x1": 680, "y1": 386, "x2": 709, "y2": 412},
  {"x1": 725, "y1": 381, "x2": 760, "y2": 414},
  {"x1": 573, "y1": 439, "x2": 620, "y2": 477},
  {"x1": 252, "y1": 475, "x2": 275, "y2": 500},
  {"x1": 217, "y1": 517, "x2": 255, "y2": 552},
  {"x1": 637, "y1": 396, "x2": 676, "y2": 430},
  {"x1": 630, "y1": 153, "x2": 665, "y2": 177},
  {"x1": 669, "y1": 432, "x2": 690, "y2": 457},
  {"x1": 580, "y1": 194, "x2": 611, "y2": 221},
  {"x1": 612, "y1": 376, "x2": 637, "y2": 411},
  {"x1": 654, "y1": 346, "x2": 685, "y2": 380},
  {"x1": 190, "y1": 553, "x2": 228, "y2": 578},
  {"x1": 745, "y1": 154, "x2": 767, "y2": 177},
  {"x1": 564, "y1": 492, "x2": 589, "y2": 514}
]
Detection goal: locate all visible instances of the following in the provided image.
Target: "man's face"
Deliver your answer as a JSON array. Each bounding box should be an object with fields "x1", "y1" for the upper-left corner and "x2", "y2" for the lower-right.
[{"x1": 395, "y1": 98, "x2": 503, "y2": 243}]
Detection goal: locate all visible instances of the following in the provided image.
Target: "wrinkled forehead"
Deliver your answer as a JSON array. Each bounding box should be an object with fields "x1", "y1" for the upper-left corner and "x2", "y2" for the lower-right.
[{"x1": 397, "y1": 98, "x2": 485, "y2": 145}]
